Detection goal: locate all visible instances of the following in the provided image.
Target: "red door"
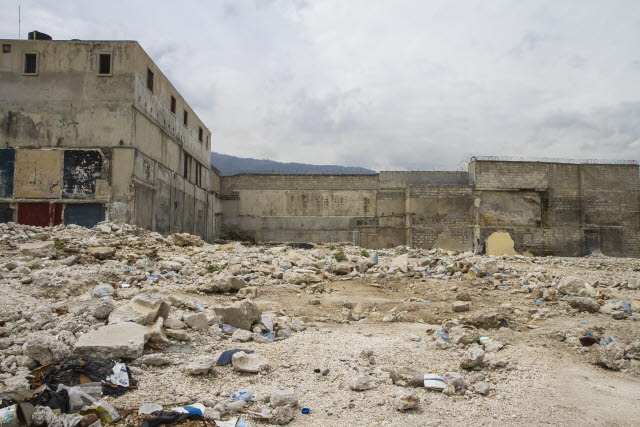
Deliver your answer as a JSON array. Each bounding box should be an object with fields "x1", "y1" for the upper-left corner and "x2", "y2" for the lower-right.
[{"x1": 18, "y1": 203, "x2": 63, "y2": 227}]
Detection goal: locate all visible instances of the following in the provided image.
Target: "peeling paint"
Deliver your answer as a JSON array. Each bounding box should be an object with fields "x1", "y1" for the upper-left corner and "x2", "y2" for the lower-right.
[{"x1": 63, "y1": 150, "x2": 103, "y2": 199}]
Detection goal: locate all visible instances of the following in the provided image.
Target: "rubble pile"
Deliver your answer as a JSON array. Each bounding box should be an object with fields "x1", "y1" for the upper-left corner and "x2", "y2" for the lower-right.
[{"x1": 0, "y1": 221, "x2": 638, "y2": 426}]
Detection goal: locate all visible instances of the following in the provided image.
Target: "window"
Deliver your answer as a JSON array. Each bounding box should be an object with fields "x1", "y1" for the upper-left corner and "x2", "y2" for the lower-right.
[
  {"x1": 2, "y1": 44, "x2": 10, "y2": 53},
  {"x1": 23, "y1": 53, "x2": 38, "y2": 74},
  {"x1": 198, "y1": 127, "x2": 203, "y2": 142},
  {"x1": 147, "y1": 68, "x2": 154, "y2": 92},
  {"x1": 183, "y1": 110, "x2": 188, "y2": 127},
  {"x1": 170, "y1": 96, "x2": 176, "y2": 114},
  {"x1": 98, "y1": 53, "x2": 112, "y2": 75}
]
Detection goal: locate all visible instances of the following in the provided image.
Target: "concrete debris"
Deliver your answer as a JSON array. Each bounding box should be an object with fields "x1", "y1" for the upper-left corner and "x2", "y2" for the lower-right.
[
  {"x1": 169, "y1": 233, "x2": 204, "y2": 247},
  {"x1": 460, "y1": 346, "x2": 485, "y2": 369},
  {"x1": 24, "y1": 332, "x2": 72, "y2": 365},
  {"x1": 74, "y1": 322, "x2": 148, "y2": 359},
  {"x1": 0, "y1": 221, "x2": 638, "y2": 426},
  {"x1": 87, "y1": 246, "x2": 116, "y2": 260},
  {"x1": 568, "y1": 297, "x2": 601, "y2": 313},
  {"x1": 185, "y1": 355, "x2": 217, "y2": 375},
  {"x1": 394, "y1": 393, "x2": 420, "y2": 411},
  {"x1": 214, "y1": 300, "x2": 261, "y2": 330},
  {"x1": 270, "y1": 389, "x2": 299, "y2": 408},
  {"x1": 231, "y1": 351, "x2": 269, "y2": 373}
]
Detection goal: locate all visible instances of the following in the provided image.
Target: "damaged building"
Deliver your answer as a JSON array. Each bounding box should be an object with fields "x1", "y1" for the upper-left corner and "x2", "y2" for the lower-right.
[{"x1": 0, "y1": 36, "x2": 221, "y2": 239}]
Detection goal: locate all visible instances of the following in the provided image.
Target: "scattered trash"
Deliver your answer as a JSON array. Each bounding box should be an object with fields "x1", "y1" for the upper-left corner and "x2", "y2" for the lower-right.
[
  {"x1": 170, "y1": 403, "x2": 205, "y2": 415},
  {"x1": 423, "y1": 374, "x2": 446, "y2": 391},
  {"x1": 579, "y1": 336, "x2": 599, "y2": 347},
  {"x1": 301, "y1": 408, "x2": 311, "y2": 415},
  {"x1": 106, "y1": 362, "x2": 130, "y2": 387}
]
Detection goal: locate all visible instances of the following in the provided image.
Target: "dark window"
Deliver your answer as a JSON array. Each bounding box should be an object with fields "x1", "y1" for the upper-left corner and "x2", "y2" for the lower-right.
[
  {"x1": 198, "y1": 127, "x2": 203, "y2": 142},
  {"x1": 2, "y1": 44, "x2": 10, "y2": 53},
  {"x1": 24, "y1": 53, "x2": 37, "y2": 74},
  {"x1": 170, "y1": 96, "x2": 176, "y2": 114},
  {"x1": 183, "y1": 110, "x2": 188, "y2": 126},
  {"x1": 98, "y1": 53, "x2": 111, "y2": 75},
  {"x1": 147, "y1": 68, "x2": 154, "y2": 92},
  {"x1": 183, "y1": 152, "x2": 189, "y2": 178}
]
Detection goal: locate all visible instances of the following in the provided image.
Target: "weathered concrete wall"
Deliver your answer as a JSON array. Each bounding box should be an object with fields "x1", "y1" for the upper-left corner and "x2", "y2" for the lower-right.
[
  {"x1": 471, "y1": 160, "x2": 640, "y2": 257},
  {"x1": 221, "y1": 161, "x2": 639, "y2": 256}
]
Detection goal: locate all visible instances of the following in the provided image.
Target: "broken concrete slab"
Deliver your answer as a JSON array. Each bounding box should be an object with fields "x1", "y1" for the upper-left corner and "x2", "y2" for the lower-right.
[
  {"x1": 87, "y1": 246, "x2": 116, "y2": 260},
  {"x1": 18, "y1": 241, "x2": 56, "y2": 258},
  {"x1": 169, "y1": 233, "x2": 204, "y2": 247},
  {"x1": 74, "y1": 322, "x2": 148, "y2": 359},
  {"x1": 231, "y1": 351, "x2": 269, "y2": 373},
  {"x1": 213, "y1": 300, "x2": 261, "y2": 330},
  {"x1": 108, "y1": 293, "x2": 170, "y2": 326}
]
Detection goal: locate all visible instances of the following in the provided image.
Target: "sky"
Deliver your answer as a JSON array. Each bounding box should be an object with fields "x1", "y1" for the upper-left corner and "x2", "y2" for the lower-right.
[{"x1": 1, "y1": 0, "x2": 639, "y2": 171}]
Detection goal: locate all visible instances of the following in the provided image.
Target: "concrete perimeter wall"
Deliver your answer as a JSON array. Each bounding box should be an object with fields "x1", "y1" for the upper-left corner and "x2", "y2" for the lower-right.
[{"x1": 221, "y1": 162, "x2": 640, "y2": 257}]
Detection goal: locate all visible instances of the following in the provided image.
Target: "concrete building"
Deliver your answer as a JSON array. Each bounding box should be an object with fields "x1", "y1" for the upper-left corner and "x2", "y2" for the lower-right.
[
  {"x1": 0, "y1": 37, "x2": 222, "y2": 239},
  {"x1": 221, "y1": 157, "x2": 640, "y2": 257}
]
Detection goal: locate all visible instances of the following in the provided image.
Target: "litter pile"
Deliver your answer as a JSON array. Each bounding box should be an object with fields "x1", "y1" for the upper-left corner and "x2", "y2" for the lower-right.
[{"x1": 0, "y1": 221, "x2": 639, "y2": 426}]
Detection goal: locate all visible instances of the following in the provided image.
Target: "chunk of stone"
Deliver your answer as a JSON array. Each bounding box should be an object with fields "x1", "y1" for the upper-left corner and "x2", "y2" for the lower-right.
[
  {"x1": 158, "y1": 261, "x2": 182, "y2": 271},
  {"x1": 231, "y1": 351, "x2": 269, "y2": 373},
  {"x1": 87, "y1": 246, "x2": 116, "y2": 260},
  {"x1": 270, "y1": 406, "x2": 295, "y2": 425},
  {"x1": 145, "y1": 317, "x2": 169, "y2": 344},
  {"x1": 390, "y1": 254, "x2": 409, "y2": 272},
  {"x1": 568, "y1": 297, "x2": 600, "y2": 313},
  {"x1": 452, "y1": 301, "x2": 470, "y2": 312},
  {"x1": 74, "y1": 323, "x2": 148, "y2": 359},
  {"x1": 213, "y1": 300, "x2": 261, "y2": 330},
  {"x1": 443, "y1": 371, "x2": 469, "y2": 394},
  {"x1": 183, "y1": 312, "x2": 209, "y2": 331},
  {"x1": 394, "y1": 393, "x2": 419, "y2": 411},
  {"x1": 557, "y1": 276, "x2": 585, "y2": 295},
  {"x1": 350, "y1": 375, "x2": 376, "y2": 391},
  {"x1": 109, "y1": 294, "x2": 170, "y2": 326},
  {"x1": 270, "y1": 389, "x2": 298, "y2": 408},
  {"x1": 19, "y1": 241, "x2": 56, "y2": 258},
  {"x1": 386, "y1": 367, "x2": 423, "y2": 387},
  {"x1": 229, "y1": 277, "x2": 248, "y2": 291},
  {"x1": 92, "y1": 300, "x2": 115, "y2": 320},
  {"x1": 186, "y1": 355, "x2": 217, "y2": 375},
  {"x1": 237, "y1": 286, "x2": 259, "y2": 299},
  {"x1": 473, "y1": 381, "x2": 490, "y2": 395},
  {"x1": 165, "y1": 329, "x2": 190, "y2": 341},
  {"x1": 460, "y1": 346, "x2": 485, "y2": 369},
  {"x1": 232, "y1": 329, "x2": 253, "y2": 342},
  {"x1": 169, "y1": 233, "x2": 204, "y2": 247},
  {"x1": 136, "y1": 354, "x2": 173, "y2": 366},
  {"x1": 334, "y1": 263, "x2": 352, "y2": 275},
  {"x1": 24, "y1": 332, "x2": 72, "y2": 365},
  {"x1": 590, "y1": 343, "x2": 626, "y2": 371}
]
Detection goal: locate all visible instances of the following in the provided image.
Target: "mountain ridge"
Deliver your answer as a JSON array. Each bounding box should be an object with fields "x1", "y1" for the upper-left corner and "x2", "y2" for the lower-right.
[{"x1": 210, "y1": 152, "x2": 376, "y2": 176}]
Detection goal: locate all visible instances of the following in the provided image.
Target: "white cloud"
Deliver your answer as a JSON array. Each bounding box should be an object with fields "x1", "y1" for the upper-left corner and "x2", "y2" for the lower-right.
[{"x1": 1, "y1": 0, "x2": 639, "y2": 170}]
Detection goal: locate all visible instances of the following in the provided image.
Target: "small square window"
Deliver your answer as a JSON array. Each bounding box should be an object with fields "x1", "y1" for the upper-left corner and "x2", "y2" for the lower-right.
[
  {"x1": 2, "y1": 44, "x2": 10, "y2": 53},
  {"x1": 170, "y1": 96, "x2": 176, "y2": 114},
  {"x1": 24, "y1": 53, "x2": 38, "y2": 74},
  {"x1": 198, "y1": 127, "x2": 203, "y2": 142},
  {"x1": 183, "y1": 110, "x2": 188, "y2": 126},
  {"x1": 98, "y1": 53, "x2": 112, "y2": 75},
  {"x1": 147, "y1": 68, "x2": 154, "y2": 92}
]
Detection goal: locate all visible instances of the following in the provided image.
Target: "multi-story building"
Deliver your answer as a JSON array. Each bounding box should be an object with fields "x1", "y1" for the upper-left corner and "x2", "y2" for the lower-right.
[{"x1": 0, "y1": 35, "x2": 221, "y2": 239}]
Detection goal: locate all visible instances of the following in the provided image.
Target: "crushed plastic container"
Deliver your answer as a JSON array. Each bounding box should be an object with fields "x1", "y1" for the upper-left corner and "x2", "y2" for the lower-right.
[
  {"x1": 171, "y1": 403, "x2": 205, "y2": 415},
  {"x1": 423, "y1": 374, "x2": 446, "y2": 391}
]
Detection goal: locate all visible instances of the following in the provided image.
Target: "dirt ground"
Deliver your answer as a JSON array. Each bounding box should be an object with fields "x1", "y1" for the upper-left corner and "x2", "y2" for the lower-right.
[{"x1": 1, "y1": 222, "x2": 639, "y2": 427}]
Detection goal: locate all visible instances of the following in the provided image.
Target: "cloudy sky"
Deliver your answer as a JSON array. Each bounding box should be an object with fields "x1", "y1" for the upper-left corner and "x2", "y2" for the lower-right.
[{"x1": 2, "y1": 0, "x2": 639, "y2": 170}]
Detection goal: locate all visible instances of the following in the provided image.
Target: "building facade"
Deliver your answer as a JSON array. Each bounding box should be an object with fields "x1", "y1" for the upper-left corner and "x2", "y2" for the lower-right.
[{"x1": 0, "y1": 38, "x2": 222, "y2": 239}]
